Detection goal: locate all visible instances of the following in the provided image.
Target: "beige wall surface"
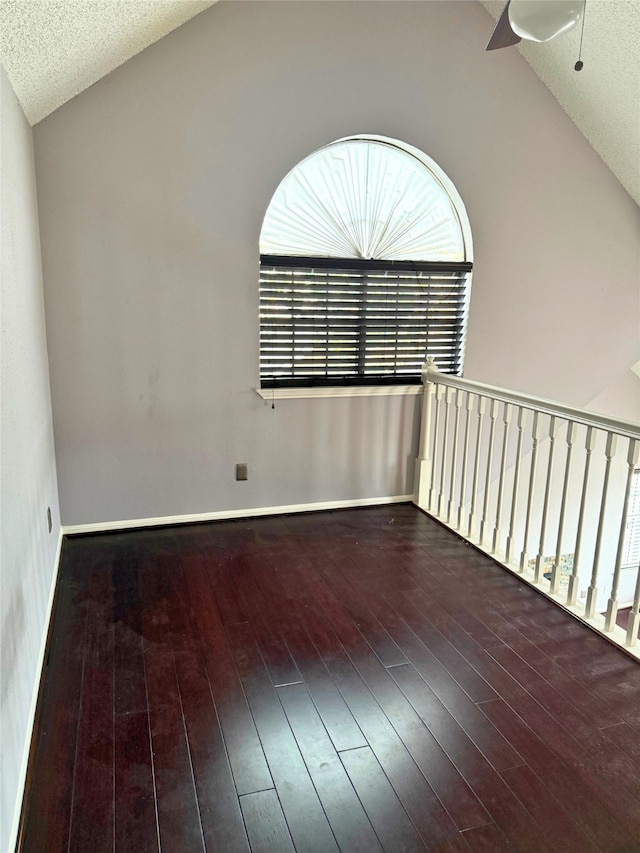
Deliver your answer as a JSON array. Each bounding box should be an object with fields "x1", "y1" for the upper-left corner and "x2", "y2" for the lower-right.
[
  {"x1": 587, "y1": 368, "x2": 640, "y2": 422},
  {"x1": 33, "y1": 1, "x2": 640, "y2": 526},
  {"x1": 0, "y1": 65, "x2": 60, "y2": 852}
]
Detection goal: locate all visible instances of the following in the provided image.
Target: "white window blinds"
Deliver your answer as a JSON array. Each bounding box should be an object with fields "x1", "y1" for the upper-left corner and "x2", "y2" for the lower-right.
[{"x1": 260, "y1": 257, "x2": 471, "y2": 386}]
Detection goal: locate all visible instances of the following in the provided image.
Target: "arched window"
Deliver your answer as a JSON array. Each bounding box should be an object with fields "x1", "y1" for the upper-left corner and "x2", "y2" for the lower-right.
[{"x1": 259, "y1": 135, "x2": 473, "y2": 388}]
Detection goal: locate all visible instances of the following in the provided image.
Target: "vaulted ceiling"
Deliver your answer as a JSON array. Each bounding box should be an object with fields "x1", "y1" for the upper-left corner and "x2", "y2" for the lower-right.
[{"x1": 1, "y1": 0, "x2": 638, "y2": 205}]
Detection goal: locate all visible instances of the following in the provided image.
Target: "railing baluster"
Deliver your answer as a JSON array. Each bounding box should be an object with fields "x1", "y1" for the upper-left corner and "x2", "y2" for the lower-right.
[
  {"x1": 505, "y1": 407, "x2": 527, "y2": 563},
  {"x1": 447, "y1": 389, "x2": 463, "y2": 523},
  {"x1": 492, "y1": 403, "x2": 512, "y2": 554},
  {"x1": 520, "y1": 411, "x2": 542, "y2": 573},
  {"x1": 457, "y1": 392, "x2": 474, "y2": 530},
  {"x1": 534, "y1": 416, "x2": 559, "y2": 583},
  {"x1": 550, "y1": 421, "x2": 577, "y2": 594},
  {"x1": 567, "y1": 426, "x2": 596, "y2": 606},
  {"x1": 626, "y1": 564, "x2": 640, "y2": 647},
  {"x1": 480, "y1": 399, "x2": 499, "y2": 546},
  {"x1": 415, "y1": 358, "x2": 438, "y2": 508},
  {"x1": 586, "y1": 432, "x2": 617, "y2": 618},
  {"x1": 468, "y1": 396, "x2": 487, "y2": 538},
  {"x1": 604, "y1": 438, "x2": 640, "y2": 631},
  {"x1": 428, "y1": 384, "x2": 444, "y2": 512},
  {"x1": 438, "y1": 387, "x2": 453, "y2": 517}
]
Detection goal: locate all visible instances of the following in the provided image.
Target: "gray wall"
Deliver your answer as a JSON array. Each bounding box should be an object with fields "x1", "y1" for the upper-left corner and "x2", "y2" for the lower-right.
[
  {"x1": 0, "y1": 65, "x2": 61, "y2": 852},
  {"x1": 33, "y1": 1, "x2": 640, "y2": 526}
]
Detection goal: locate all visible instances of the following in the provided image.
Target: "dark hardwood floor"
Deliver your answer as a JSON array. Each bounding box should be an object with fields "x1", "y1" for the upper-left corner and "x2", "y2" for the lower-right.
[{"x1": 21, "y1": 504, "x2": 640, "y2": 852}]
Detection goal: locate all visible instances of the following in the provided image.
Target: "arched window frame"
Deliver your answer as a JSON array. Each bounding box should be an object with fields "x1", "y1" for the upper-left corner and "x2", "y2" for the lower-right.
[{"x1": 258, "y1": 135, "x2": 473, "y2": 397}]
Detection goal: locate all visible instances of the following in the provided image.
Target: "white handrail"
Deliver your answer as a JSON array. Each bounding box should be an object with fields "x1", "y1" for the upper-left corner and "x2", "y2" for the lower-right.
[{"x1": 420, "y1": 359, "x2": 640, "y2": 440}]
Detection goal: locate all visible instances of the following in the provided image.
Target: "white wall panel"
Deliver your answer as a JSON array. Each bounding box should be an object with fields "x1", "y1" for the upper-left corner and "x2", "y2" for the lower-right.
[{"x1": 0, "y1": 64, "x2": 60, "y2": 853}]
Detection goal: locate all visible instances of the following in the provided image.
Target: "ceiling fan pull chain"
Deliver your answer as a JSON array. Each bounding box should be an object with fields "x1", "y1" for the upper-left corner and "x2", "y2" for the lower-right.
[{"x1": 575, "y1": 1, "x2": 587, "y2": 70}]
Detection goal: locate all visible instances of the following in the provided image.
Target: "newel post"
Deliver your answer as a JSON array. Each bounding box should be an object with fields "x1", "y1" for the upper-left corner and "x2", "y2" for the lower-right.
[{"x1": 414, "y1": 357, "x2": 439, "y2": 509}]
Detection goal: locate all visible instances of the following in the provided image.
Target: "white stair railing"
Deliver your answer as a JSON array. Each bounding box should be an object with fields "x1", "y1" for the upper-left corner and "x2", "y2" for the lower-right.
[{"x1": 414, "y1": 358, "x2": 640, "y2": 658}]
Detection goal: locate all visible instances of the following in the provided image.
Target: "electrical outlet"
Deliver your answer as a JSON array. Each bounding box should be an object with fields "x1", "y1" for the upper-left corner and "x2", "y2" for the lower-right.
[
  {"x1": 236, "y1": 463, "x2": 248, "y2": 481},
  {"x1": 580, "y1": 590, "x2": 586, "y2": 599},
  {"x1": 47, "y1": 506, "x2": 52, "y2": 533}
]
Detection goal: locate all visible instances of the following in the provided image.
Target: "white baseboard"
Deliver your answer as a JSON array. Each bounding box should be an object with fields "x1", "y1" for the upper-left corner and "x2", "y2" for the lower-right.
[
  {"x1": 9, "y1": 527, "x2": 64, "y2": 853},
  {"x1": 62, "y1": 494, "x2": 415, "y2": 536}
]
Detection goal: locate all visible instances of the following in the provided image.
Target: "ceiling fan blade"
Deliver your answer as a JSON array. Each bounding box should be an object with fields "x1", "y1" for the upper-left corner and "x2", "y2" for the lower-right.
[{"x1": 486, "y1": 1, "x2": 522, "y2": 50}]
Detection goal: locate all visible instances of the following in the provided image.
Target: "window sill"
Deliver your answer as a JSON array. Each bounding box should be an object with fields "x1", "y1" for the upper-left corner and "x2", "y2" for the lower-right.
[{"x1": 254, "y1": 385, "x2": 424, "y2": 400}]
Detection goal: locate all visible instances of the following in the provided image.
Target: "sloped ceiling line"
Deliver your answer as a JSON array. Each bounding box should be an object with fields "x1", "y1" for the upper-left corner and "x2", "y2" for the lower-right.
[{"x1": 0, "y1": 0, "x2": 217, "y2": 124}]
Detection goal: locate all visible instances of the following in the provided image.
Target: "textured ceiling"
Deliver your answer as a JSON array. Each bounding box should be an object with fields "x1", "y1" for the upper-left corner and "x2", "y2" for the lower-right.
[
  {"x1": 0, "y1": 0, "x2": 217, "y2": 125},
  {"x1": 481, "y1": 0, "x2": 640, "y2": 206},
  {"x1": 0, "y1": 0, "x2": 638, "y2": 205}
]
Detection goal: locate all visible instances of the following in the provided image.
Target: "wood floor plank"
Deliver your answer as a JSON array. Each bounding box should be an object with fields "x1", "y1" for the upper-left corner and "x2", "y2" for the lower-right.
[
  {"x1": 139, "y1": 560, "x2": 206, "y2": 853},
  {"x1": 500, "y1": 763, "x2": 600, "y2": 853},
  {"x1": 206, "y1": 554, "x2": 249, "y2": 625},
  {"x1": 115, "y1": 711, "x2": 159, "y2": 853},
  {"x1": 349, "y1": 568, "x2": 497, "y2": 703},
  {"x1": 479, "y1": 697, "x2": 639, "y2": 852},
  {"x1": 339, "y1": 747, "x2": 428, "y2": 853},
  {"x1": 453, "y1": 597, "x2": 624, "y2": 730},
  {"x1": 297, "y1": 593, "x2": 469, "y2": 852},
  {"x1": 239, "y1": 789, "x2": 295, "y2": 853},
  {"x1": 68, "y1": 575, "x2": 114, "y2": 853},
  {"x1": 407, "y1": 578, "x2": 640, "y2": 840},
  {"x1": 390, "y1": 664, "x2": 559, "y2": 853},
  {"x1": 351, "y1": 661, "x2": 490, "y2": 832},
  {"x1": 416, "y1": 572, "x2": 638, "y2": 730},
  {"x1": 486, "y1": 641, "x2": 620, "y2": 744},
  {"x1": 247, "y1": 552, "x2": 368, "y2": 752},
  {"x1": 166, "y1": 562, "x2": 251, "y2": 853},
  {"x1": 227, "y1": 555, "x2": 302, "y2": 686},
  {"x1": 409, "y1": 584, "x2": 629, "y2": 738},
  {"x1": 305, "y1": 549, "x2": 409, "y2": 667},
  {"x1": 331, "y1": 637, "x2": 489, "y2": 829},
  {"x1": 485, "y1": 644, "x2": 640, "y2": 812},
  {"x1": 461, "y1": 822, "x2": 513, "y2": 853},
  {"x1": 393, "y1": 591, "x2": 500, "y2": 701},
  {"x1": 370, "y1": 593, "x2": 523, "y2": 773},
  {"x1": 182, "y1": 555, "x2": 273, "y2": 796},
  {"x1": 113, "y1": 543, "x2": 147, "y2": 716},
  {"x1": 296, "y1": 563, "x2": 491, "y2": 831},
  {"x1": 277, "y1": 683, "x2": 384, "y2": 853},
  {"x1": 225, "y1": 620, "x2": 340, "y2": 853},
  {"x1": 602, "y1": 721, "x2": 640, "y2": 766},
  {"x1": 282, "y1": 599, "x2": 370, "y2": 750}
]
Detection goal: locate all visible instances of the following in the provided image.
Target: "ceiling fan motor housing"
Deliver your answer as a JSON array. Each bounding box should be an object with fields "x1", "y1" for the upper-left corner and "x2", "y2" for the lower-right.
[{"x1": 508, "y1": 0, "x2": 586, "y2": 43}]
